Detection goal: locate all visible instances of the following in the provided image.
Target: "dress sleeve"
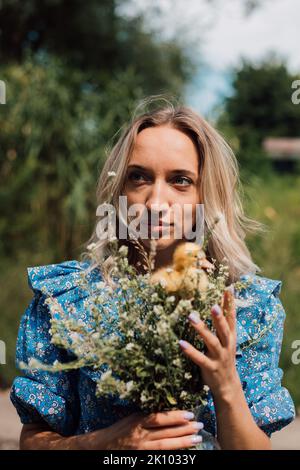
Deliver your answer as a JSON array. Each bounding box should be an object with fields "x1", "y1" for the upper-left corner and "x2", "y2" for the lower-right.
[
  {"x1": 10, "y1": 263, "x2": 82, "y2": 436},
  {"x1": 240, "y1": 281, "x2": 296, "y2": 437}
]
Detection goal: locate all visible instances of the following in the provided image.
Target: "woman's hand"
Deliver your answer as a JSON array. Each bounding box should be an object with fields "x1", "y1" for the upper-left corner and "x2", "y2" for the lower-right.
[
  {"x1": 96, "y1": 409, "x2": 204, "y2": 450},
  {"x1": 20, "y1": 411, "x2": 203, "y2": 450},
  {"x1": 179, "y1": 288, "x2": 242, "y2": 402}
]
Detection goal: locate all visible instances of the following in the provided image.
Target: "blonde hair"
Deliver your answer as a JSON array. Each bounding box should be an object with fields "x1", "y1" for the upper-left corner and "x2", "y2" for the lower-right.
[{"x1": 80, "y1": 95, "x2": 264, "y2": 285}]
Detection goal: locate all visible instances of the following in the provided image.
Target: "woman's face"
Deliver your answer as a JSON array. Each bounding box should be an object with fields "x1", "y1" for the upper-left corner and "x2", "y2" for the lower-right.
[{"x1": 122, "y1": 125, "x2": 201, "y2": 253}]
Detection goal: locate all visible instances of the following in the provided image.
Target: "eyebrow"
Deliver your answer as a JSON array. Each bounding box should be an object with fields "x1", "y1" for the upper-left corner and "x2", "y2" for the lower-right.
[{"x1": 127, "y1": 164, "x2": 197, "y2": 178}]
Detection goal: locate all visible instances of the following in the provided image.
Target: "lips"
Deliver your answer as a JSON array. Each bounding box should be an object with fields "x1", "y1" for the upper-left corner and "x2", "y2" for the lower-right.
[
  {"x1": 147, "y1": 224, "x2": 171, "y2": 228},
  {"x1": 147, "y1": 220, "x2": 174, "y2": 227}
]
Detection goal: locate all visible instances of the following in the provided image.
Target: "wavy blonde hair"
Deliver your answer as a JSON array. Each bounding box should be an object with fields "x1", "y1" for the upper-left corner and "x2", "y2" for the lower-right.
[{"x1": 80, "y1": 96, "x2": 264, "y2": 285}]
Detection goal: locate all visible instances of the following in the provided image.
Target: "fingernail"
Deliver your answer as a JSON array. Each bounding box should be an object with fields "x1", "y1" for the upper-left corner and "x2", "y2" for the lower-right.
[
  {"x1": 179, "y1": 339, "x2": 189, "y2": 350},
  {"x1": 188, "y1": 312, "x2": 200, "y2": 324},
  {"x1": 190, "y1": 435, "x2": 203, "y2": 444},
  {"x1": 183, "y1": 411, "x2": 195, "y2": 420},
  {"x1": 192, "y1": 422, "x2": 204, "y2": 431},
  {"x1": 211, "y1": 304, "x2": 222, "y2": 316},
  {"x1": 227, "y1": 284, "x2": 235, "y2": 295}
]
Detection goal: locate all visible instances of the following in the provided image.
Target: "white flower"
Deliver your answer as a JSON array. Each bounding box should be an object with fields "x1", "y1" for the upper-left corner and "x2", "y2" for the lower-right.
[
  {"x1": 153, "y1": 305, "x2": 164, "y2": 315},
  {"x1": 172, "y1": 358, "x2": 181, "y2": 367},
  {"x1": 179, "y1": 300, "x2": 192, "y2": 309},
  {"x1": 165, "y1": 267, "x2": 174, "y2": 273},
  {"x1": 70, "y1": 332, "x2": 80, "y2": 343},
  {"x1": 126, "y1": 380, "x2": 134, "y2": 392},
  {"x1": 118, "y1": 245, "x2": 128, "y2": 256},
  {"x1": 87, "y1": 243, "x2": 97, "y2": 251},
  {"x1": 158, "y1": 278, "x2": 167, "y2": 287},
  {"x1": 108, "y1": 171, "x2": 117, "y2": 177},
  {"x1": 140, "y1": 391, "x2": 148, "y2": 403},
  {"x1": 156, "y1": 320, "x2": 168, "y2": 335},
  {"x1": 151, "y1": 293, "x2": 159, "y2": 302},
  {"x1": 100, "y1": 370, "x2": 112, "y2": 381}
]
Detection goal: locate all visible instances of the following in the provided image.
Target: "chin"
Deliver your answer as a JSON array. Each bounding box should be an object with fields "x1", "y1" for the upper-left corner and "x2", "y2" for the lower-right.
[{"x1": 140, "y1": 236, "x2": 179, "y2": 252}]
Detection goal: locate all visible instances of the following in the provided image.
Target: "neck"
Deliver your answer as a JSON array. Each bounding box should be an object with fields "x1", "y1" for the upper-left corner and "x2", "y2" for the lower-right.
[{"x1": 131, "y1": 239, "x2": 182, "y2": 274}]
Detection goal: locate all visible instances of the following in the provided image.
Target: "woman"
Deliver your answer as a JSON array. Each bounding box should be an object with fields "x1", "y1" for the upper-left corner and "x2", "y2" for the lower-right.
[{"x1": 10, "y1": 98, "x2": 295, "y2": 450}]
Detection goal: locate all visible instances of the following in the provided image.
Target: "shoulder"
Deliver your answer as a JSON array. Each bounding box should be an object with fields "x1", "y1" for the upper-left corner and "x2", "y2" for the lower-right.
[
  {"x1": 236, "y1": 272, "x2": 284, "y2": 319},
  {"x1": 22, "y1": 259, "x2": 104, "y2": 335},
  {"x1": 26, "y1": 258, "x2": 104, "y2": 306},
  {"x1": 235, "y1": 273, "x2": 285, "y2": 350},
  {"x1": 16, "y1": 259, "x2": 104, "y2": 360},
  {"x1": 27, "y1": 259, "x2": 97, "y2": 295},
  {"x1": 237, "y1": 272, "x2": 282, "y2": 303}
]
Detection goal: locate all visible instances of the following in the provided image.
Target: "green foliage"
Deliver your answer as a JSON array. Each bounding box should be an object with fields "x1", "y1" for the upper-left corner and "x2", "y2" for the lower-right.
[
  {"x1": 245, "y1": 174, "x2": 300, "y2": 411},
  {"x1": 0, "y1": 0, "x2": 194, "y2": 94},
  {"x1": 0, "y1": 52, "x2": 145, "y2": 260}
]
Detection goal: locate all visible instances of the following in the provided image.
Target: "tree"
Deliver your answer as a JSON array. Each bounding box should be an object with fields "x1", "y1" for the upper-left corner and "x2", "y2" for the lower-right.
[
  {"x1": 217, "y1": 55, "x2": 300, "y2": 176},
  {"x1": 0, "y1": 0, "x2": 194, "y2": 95}
]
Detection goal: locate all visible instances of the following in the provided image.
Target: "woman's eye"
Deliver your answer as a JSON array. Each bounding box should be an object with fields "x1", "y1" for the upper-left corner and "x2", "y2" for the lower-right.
[
  {"x1": 128, "y1": 171, "x2": 147, "y2": 183},
  {"x1": 173, "y1": 176, "x2": 192, "y2": 186}
]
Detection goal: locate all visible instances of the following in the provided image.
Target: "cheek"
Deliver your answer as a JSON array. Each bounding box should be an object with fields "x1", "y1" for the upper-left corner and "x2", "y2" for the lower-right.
[
  {"x1": 176, "y1": 194, "x2": 200, "y2": 227},
  {"x1": 123, "y1": 187, "x2": 144, "y2": 207}
]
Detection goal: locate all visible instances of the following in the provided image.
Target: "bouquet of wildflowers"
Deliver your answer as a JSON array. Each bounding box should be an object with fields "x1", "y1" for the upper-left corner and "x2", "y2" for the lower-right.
[
  {"x1": 78, "y1": 237, "x2": 230, "y2": 413},
  {"x1": 21, "y1": 220, "x2": 252, "y2": 449}
]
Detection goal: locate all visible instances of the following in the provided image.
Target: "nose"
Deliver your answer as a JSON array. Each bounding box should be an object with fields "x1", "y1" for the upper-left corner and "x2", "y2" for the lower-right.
[{"x1": 145, "y1": 180, "x2": 170, "y2": 221}]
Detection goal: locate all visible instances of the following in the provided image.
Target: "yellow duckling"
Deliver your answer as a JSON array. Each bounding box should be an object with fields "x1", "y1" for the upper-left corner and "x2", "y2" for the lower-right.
[
  {"x1": 150, "y1": 242, "x2": 210, "y2": 297},
  {"x1": 173, "y1": 242, "x2": 206, "y2": 272},
  {"x1": 150, "y1": 267, "x2": 182, "y2": 293}
]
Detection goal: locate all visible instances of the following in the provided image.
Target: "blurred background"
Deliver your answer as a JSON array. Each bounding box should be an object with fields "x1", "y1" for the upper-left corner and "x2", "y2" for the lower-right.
[{"x1": 0, "y1": 0, "x2": 299, "y2": 449}]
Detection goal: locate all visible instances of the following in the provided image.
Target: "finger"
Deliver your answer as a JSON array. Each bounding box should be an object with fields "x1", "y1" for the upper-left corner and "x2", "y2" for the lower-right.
[
  {"x1": 199, "y1": 259, "x2": 215, "y2": 271},
  {"x1": 210, "y1": 303, "x2": 231, "y2": 347},
  {"x1": 144, "y1": 433, "x2": 203, "y2": 450},
  {"x1": 223, "y1": 290, "x2": 236, "y2": 334},
  {"x1": 146, "y1": 420, "x2": 204, "y2": 441},
  {"x1": 179, "y1": 338, "x2": 216, "y2": 369},
  {"x1": 141, "y1": 409, "x2": 197, "y2": 429},
  {"x1": 187, "y1": 313, "x2": 222, "y2": 356}
]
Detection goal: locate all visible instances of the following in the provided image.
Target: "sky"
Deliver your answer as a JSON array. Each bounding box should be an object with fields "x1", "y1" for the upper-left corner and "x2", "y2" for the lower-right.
[{"x1": 120, "y1": 0, "x2": 300, "y2": 117}]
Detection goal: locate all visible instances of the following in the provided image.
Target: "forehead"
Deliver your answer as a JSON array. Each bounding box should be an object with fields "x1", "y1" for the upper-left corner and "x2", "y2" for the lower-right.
[{"x1": 130, "y1": 125, "x2": 199, "y2": 170}]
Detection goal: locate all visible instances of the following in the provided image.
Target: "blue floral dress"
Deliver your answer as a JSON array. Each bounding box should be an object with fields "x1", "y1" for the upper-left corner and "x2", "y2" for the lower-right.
[{"x1": 10, "y1": 260, "x2": 296, "y2": 438}]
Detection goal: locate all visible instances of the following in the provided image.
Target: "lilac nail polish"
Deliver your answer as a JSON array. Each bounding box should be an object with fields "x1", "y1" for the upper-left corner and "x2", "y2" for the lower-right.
[
  {"x1": 183, "y1": 411, "x2": 195, "y2": 420},
  {"x1": 227, "y1": 284, "x2": 235, "y2": 294},
  {"x1": 188, "y1": 312, "x2": 200, "y2": 324},
  {"x1": 211, "y1": 304, "x2": 222, "y2": 316},
  {"x1": 192, "y1": 422, "x2": 204, "y2": 431},
  {"x1": 179, "y1": 339, "x2": 189, "y2": 349},
  {"x1": 191, "y1": 435, "x2": 203, "y2": 444}
]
